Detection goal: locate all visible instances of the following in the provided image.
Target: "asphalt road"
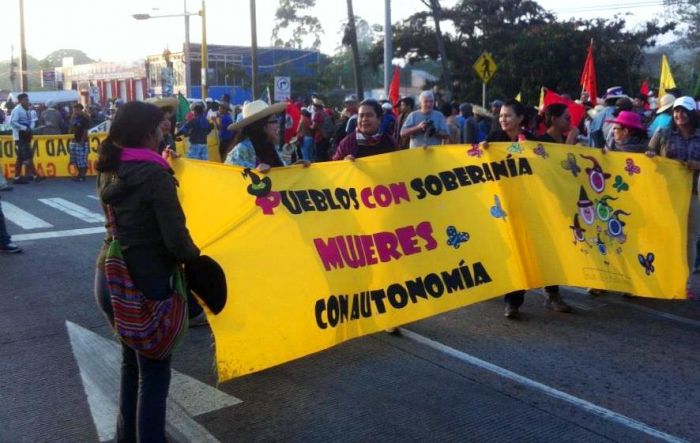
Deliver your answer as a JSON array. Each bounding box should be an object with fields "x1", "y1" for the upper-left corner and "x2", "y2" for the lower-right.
[{"x1": 1, "y1": 177, "x2": 699, "y2": 442}]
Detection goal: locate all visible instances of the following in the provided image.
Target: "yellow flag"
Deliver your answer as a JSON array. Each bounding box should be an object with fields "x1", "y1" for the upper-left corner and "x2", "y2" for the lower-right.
[
  {"x1": 173, "y1": 143, "x2": 690, "y2": 381},
  {"x1": 659, "y1": 54, "x2": 676, "y2": 97},
  {"x1": 515, "y1": 92, "x2": 522, "y2": 102}
]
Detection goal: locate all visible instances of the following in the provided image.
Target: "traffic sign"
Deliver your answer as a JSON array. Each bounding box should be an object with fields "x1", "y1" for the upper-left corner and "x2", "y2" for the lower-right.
[
  {"x1": 274, "y1": 76, "x2": 291, "y2": 101},
  {"x1": 473, "y1": 52, "x2": 497, "y2": 84}
]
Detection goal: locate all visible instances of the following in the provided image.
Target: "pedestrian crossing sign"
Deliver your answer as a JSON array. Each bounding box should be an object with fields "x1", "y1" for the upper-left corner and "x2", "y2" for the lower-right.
[{"x1": 473, "y1": 52, "x2": 497, "y2": 84}]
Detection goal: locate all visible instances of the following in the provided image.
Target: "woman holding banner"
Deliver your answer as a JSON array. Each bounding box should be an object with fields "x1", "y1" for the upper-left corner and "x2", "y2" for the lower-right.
[
  {"x1": 225, "y1": 100, "x2": 291, "y2": 172},
  {"x1": 333, "y1": 99, "x2": 398, "y2": 160},
  {"x1": 484, "y1": 99, "x2": 572, "y2": 318},
  {"x1": 648, "y1": 96, "x2": 700, "y2": 299}
]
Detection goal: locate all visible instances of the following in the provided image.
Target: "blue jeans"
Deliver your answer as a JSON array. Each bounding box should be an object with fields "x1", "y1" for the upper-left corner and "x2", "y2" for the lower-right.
[
  {"x1": 94, "y1": 266, "x2": 172, "y2": 443},
  {"x1": 301, "y1": 136, "x2": 314, "y2": 162},
  {"x1": 187, "y1": 143, "x2": 208, "y2": 160},
  {"x1": 0, "y1": 199, "x2": 11, "y2": 246},
  {"x1": 117, "y1": 343, "x2": 171, "y2": 443}
]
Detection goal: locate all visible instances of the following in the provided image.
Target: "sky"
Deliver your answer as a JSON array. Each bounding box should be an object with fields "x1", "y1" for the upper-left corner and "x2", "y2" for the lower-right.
[{"x1": 3, "y1": 0, "x2": 671, "y2": 63}]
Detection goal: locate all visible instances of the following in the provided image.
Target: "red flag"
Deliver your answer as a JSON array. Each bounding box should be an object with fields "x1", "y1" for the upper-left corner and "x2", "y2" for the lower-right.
[
  {"x1": 543, "y1": 88, "x2": 587, "y2": 130},
  {"x1": 389, "y1": 66, "x2": 400, "y2": 106},
  {"x1": 284, "y1": 101, "x2": 301, "y2": 143},
  {"x1": 579, "y1": 41, "x2": 597, "y2": 106},
  {"x1": 640, "y1": 80, "x2": 650, "y2": 110}
]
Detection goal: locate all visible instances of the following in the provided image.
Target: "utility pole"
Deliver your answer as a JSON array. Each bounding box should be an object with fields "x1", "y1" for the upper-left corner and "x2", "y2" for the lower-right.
[
  {"x1": 184, "y1": 0, "x2": 191, "y2": 97},
  {"x1": 384, "y1": 0, "x2": 392, "y2": 97},
  {"x1": 18, "y1": 0, "x2": 28, "y2": 91},
  {"x1": 200, "y1": 0, "x2": 208, "y2": 99},
  {"x1": 10, "y1": 46, "x2": 17, "y2": 91},
  {"x1": 346, "y1": 0, "x2": 364, "y2": 100},
  {"x1": 250, "y1": 0, "x2": 259, "y2": 100}
]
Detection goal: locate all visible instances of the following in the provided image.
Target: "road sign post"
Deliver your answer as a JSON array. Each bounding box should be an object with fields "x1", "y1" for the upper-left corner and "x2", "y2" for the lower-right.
[
  {"x1": 274, "y1": 76, "x2": 291, "y2": 102},
  {"x1": 473, "y1": 51, "x2": 497, "y2": 109}
]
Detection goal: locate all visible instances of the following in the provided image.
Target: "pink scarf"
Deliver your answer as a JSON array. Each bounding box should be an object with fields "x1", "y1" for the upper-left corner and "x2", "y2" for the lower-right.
[{"x1": 121, "y1": 147, "x2": 170, "y2": 169}]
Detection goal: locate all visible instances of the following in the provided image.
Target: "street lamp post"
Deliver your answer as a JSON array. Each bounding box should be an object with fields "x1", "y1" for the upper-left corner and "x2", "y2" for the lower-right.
[
  {"x1": 200, "y1": 0, "x2": 208, "y2": 99},
  {"x1": 18, "y1": 0, "x2": 28, "y2": 91},
  {"x1": 132, "y1": 5, "x2": 206, "y2": 98}
]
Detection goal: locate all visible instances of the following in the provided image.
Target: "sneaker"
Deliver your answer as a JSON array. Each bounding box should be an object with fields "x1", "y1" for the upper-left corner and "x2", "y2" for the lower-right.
[
  {"x1": 33, "y1": 175, "x2": 44, "y2": 183},
  {"x1": 544, "y1": 292, "x2": 572, "y2": 313},
  {"x1": 189, "y1": 311, "x2": 209, "y2": 327},
  {"x1": 504, "y1": 304, "x2": 519, "y2": 319},
  {"x1": 384, "y1": 327, "x2": 400, "y2": 335},
  {"x1": 0, "y1": 243, "x2": 23, "y2": 253},
  {"x1": 0, "y1": 185, "x2": 12, "y2": 191},
  {"x1": 587, "y1": 288, "x2": 606, "y2": 296},
  {"x1": 13, "y1": 177, "x2": 29, "y2": 184}
]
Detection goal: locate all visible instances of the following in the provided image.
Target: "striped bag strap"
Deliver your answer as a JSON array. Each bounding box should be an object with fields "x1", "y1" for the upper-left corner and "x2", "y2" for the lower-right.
[{"x1": 105, "y1": 204, "x2": 118, "y2": 241}]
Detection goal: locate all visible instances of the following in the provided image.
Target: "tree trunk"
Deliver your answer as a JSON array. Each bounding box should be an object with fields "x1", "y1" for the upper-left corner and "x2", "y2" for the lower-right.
[
  {"x1": 428, "y1": 0, "x2": 451, "y2": 100},
  {"x1": 346, "y1": 0, "x2": 364, "y2": 100}
]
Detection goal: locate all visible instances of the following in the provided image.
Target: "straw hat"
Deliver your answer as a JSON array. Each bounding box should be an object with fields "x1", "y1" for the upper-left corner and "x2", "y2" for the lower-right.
[
  {"x1": 656, "y1": 93, "x2": 676, "y2": 114},
  {"x1": 146, "y1": 96, "x2": 179, "y2": 109},
  {"x1": 228, "y1": 100, "x2": 286, "y2": 131},
  {"x1": 472, "y1": 104, "x2": 493, "y2": 119}
]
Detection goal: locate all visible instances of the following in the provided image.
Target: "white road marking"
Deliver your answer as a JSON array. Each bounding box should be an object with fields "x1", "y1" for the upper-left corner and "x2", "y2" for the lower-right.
[
  {"x1": 568, "y1": 287, "x2": 700, "y2": 329},
  {"x1": 66, "y1": 321, "x2": 241, "y2": 442},
  {"x1": 87, "y1": 195, "x2": 100, "y2": 200},
  {"x1": 13, "y1": 227, "x2": 105, "y2": 241},
  {"x1": 1, "y1": 201, "x2": 54, "y2": 230},
  {"x1": 400, "y1": 328, "x2": 686, "y2": 443},
  {"x1": 39, "y1": 198, "x2": 105, "y2": 223}
]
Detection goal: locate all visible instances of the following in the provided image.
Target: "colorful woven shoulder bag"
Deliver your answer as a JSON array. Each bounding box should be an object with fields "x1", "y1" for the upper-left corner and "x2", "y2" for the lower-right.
[{"x1": 103, "y1": 204, "x2": 189, "y2": 360}]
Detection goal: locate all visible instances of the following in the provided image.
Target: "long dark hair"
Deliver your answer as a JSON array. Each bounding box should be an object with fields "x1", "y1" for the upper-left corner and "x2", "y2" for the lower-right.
[
  {"x1": 232, "y1": 116, "x2": 283, "y2": 167},
  {"x1": 96, "y1": 102, "x2": 163, "y2": 172},
  {"x1": 543, "y1": 103, "x2": 568, "y2": 128},
  {"x1": 671, "y1": 107, "x2": 699, "y2": 131}
]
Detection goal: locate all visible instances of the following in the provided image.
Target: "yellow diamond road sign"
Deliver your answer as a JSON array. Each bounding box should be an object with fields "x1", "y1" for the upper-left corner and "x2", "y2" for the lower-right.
[{"x1": 474, "y1": 52, "x2": 497, "y2": 84}]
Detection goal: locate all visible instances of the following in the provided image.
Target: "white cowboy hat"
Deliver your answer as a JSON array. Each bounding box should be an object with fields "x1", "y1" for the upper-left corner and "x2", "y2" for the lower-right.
[
  {"x1": 146, "y1": 96, "x2": 179, "y2": 109},
  {"x1": 228, "y1": 100, "x2": 287, "y2": 131},
  {"x1": 656, "y1": 93, "x2": 676, "y2": 114}
]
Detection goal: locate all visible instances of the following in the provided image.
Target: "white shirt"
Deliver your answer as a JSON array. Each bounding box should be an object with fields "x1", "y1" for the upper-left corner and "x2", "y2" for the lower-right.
[{"x1": 10, "y1": 105, "x2": 34, "y2": 141}]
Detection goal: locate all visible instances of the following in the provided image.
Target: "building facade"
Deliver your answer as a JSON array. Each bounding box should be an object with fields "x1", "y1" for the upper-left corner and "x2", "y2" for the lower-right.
[
  {"x1": 55, "y1": 59, "x2": 148, "y2": 106},
  {"x1": 146, "y1": 43, "x2": 321, "y2": 102}
]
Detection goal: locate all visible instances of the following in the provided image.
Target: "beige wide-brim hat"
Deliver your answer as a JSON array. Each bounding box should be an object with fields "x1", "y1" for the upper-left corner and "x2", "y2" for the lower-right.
[
  {"x1": 146, "y1": 96, "x2": 179, "y2": 109},
  {"x1": 656, "y1": 93, "x2": 676, "y2": 114},
  {"x1": 229, "y1": 100, "x2": 287, "y2": 131},
  {"x1": 472, "y1": 105, "x2": 493, "y2": 119}
]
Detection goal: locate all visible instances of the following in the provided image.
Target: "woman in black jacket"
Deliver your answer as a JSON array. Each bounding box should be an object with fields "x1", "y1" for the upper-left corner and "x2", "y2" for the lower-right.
[{"x1": 94, "y1": 101, "x2": 200, "y2": 443}]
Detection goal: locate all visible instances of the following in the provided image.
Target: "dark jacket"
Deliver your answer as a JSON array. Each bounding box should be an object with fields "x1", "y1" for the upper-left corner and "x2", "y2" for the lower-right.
[{"x1": 97, "y1": 161, "x2": 200, "y2": 293}]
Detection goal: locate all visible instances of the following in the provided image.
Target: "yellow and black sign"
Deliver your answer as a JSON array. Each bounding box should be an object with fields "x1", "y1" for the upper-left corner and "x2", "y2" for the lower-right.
[{"x1": 473, "y1": 51, "x2": 497, "y2": 84}]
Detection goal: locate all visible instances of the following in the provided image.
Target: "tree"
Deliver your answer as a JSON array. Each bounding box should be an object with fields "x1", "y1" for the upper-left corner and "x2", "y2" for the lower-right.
[
  {"x1": 39, "y1": 49, "x2": 94, "y2": 71},
  {"x1": 420, "y1": 0, "x2": 452, "y2": 99},
  {"x1": 664, "y1": 0, "x2": 700, "y2": 47},
  {"x1": 271, "y1": 0, "x2": 324, "y2": 50},
  {"x1": 343, "y1": 0, "x2": 364, "y2": 100},
  {"x1": 370, "y1": 0, "x2": 673, "y2": 104}
]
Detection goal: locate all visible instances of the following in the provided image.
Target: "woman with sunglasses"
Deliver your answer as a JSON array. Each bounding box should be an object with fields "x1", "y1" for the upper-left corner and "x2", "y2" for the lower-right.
[{"x1": 225, "y1": 100, "x2": 296, "y2": 172}]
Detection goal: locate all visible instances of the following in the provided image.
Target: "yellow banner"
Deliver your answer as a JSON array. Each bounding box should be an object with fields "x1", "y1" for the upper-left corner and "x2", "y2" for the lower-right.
[
  {"x1": 172, "y1": 142, "x2": 691, "y2": 382},
  {"x1": 0, "y1": 130, "x2": 220, "y2": 178},
  {"x1": 0, "y1": 133, "x2": 107, "y2": 178}
]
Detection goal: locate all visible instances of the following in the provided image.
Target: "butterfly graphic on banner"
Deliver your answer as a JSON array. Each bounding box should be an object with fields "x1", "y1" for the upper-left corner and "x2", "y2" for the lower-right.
[
  {"x1": 446, "y1": 226, "x2": 470, "y2": 249},
  {"x1": 613, "y1": 175, "x2": 629, "y2": 192},
  {"x1": 560, "y1": 153, "x2": 581, "y2": 177},
  {"x1": 533, "y1": 144, "x2": 549, "y2": 159},
  {"x1": 638, "y1": 252, "x2": 655, "y2": 275},
  {"x1": 490, "y1": 195, "x2": 507, "y2": 221},
  {"x1": 467, "y1": 144, "x2": 484, "y2": 158},
  {"x1": 625, "y1": 158, "x2": 641, "y2": 176}
]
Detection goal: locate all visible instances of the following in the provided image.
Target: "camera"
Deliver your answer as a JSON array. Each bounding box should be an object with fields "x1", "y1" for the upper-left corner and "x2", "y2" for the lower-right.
[{"x1": 423, "y1": 119, "x2": 436, "y2": 138}]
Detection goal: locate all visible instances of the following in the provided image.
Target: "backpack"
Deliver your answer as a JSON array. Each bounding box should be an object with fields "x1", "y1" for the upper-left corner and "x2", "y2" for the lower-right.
[{"x1": 320, "y1": 114, "x2": 335, "y2": 140}]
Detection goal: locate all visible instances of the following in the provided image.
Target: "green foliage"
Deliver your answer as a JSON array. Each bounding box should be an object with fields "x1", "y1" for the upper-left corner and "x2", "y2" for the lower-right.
[
  {"x1": 39, "y1": 49, "x2": 94, "y2": 70},
  {"x1": 272, "y1": 0, "x2": 324, "y2": 50},
  {"x1": 369, "y1": 0, "x2": 675, "y2": 104}
]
